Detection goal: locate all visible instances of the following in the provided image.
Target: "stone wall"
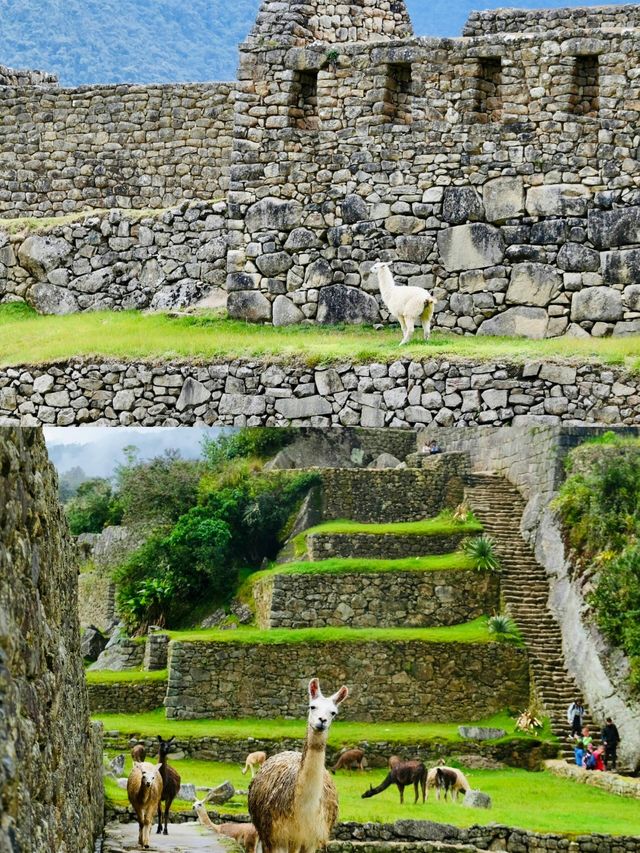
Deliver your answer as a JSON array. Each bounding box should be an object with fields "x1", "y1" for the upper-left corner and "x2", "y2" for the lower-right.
[
  {"x1": 87, "y1": 677, "x2": 168, "y2": 714},
  {"x1": 102, "y1": 730, "x2": 557, "y2": 770},
  {"x1": 307, "y1": 531, "x2": 465, "y2": 560},
  {"x1": 1, "y1": 357, "x2": 639, "y2": 427},
  {"x1": 1, "y1": 201, "x2": 227, "y2": 313},
  {"x1": 78, "y1": 569, "x2": 115, "y2": 631},
  {"x1": 0, "y1": 82, "x2": 234, "y2": 217},
  {"x1": 0, "y1": 428, "x2": 103, "y2": 852},
  {"x1": 463, "y1": 5, "x2": 640, "y2": 36},
  {"x1": 317, "y1": 453, "x2": 468, "y2": 522},
  {"x1": 253, "y1": 568, "x2": 499, "y2": 629},
  {"x1": 545, "y1": 758, "x2": 640, "y2": 799},
  {"x1": 0, "y1": 63, "x2": 58, "y2": 86},
  {"x1": 165, "y1": 639, "x2": 529, "y2": 721}
]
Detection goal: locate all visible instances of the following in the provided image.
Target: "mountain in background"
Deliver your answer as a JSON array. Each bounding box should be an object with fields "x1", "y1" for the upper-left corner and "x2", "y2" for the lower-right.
[{"x1": 0, "y1": 0, "x2": 626, "y2": 87}]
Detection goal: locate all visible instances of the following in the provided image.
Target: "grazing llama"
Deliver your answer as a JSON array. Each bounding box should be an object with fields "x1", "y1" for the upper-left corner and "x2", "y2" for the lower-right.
[
  {"x1": 248, "y1": 677, "x2": 349, "y2": 853},
  {"x1": 330, "y1": 748, "x2": 366, "y2": 774},
  {"x1": 127, "y1": 762, "x2": 163, "y2": 849},
  {"x1": 428, "y1": 764, "x2": 470, "y2": 801},
  {"x1": 362, "y1": 758, "x2": 427, "y2": 804},
  {"x1": 131, "y1": 744, "x2": 146, "y2": 762},
  {"x1": 370, "y1": 260, "x2": 436, "y2": 345},
  {"x1": 242, "y1": 750, "x2": 267, "y2": 777},
  {"x1": 193, "y1": 794, "x2": 259, "y2": 853},
  {"x1": 156, "y1": 735, "x2": 181, "y2": 835}
]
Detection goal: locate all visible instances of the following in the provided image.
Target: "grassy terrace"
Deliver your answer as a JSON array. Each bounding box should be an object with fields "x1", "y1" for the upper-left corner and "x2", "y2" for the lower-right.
[
  {"x1": 96, "y1": 708, "x2": 552, "y2": 745},
  {"x1": 162, "y1": 617, "x2": 496, "y2": 645},
  {"x1": 2, "y1": 303, "x2": 640, "y2": 369},
  {"x1": 245, "y1": 553, "x2": 477, "y2": 589},
  {"x1": 102, "y1": 755, "x2": 640, "y2": 835},
  {"x1": 85, "y1": 668, "x2": 167, "y2": 684}
]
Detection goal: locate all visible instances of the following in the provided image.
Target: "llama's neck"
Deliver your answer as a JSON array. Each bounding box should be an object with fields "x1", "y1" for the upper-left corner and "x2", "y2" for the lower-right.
[
  {"x1": 195, "y1": 806, "x2": 216, "y2": 830},
  {"x1": 296, "y1": 727, "x2": 328, "y2": 808},
  {"x1": 376, "y1": 265, "x2": 396, "y2": 305}
]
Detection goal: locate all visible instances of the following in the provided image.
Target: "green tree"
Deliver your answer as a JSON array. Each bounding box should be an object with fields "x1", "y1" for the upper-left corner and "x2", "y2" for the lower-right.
[{"x1": 65, "y1": 478, "x2": 123, "y2": 534}]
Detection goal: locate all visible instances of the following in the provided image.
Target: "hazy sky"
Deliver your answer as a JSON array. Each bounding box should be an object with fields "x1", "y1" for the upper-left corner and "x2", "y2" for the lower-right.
[{"x1": 44, "y1": 427, "x2": 228, "y2": 478}]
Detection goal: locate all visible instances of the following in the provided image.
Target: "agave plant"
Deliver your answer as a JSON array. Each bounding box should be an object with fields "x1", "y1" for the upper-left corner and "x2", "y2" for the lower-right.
[
  {"x1": 487, "y1": 614, "x2": 517, "y2": 637},
  {"x1": 464, "y1": 535, "x2": 501, "y2": 572}
]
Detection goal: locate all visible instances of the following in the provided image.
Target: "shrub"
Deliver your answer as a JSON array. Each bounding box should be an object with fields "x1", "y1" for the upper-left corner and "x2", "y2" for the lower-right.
[
  {"x1": 463, "y1": 536, "x2": 501, "y2": 572},
  {"x1": 201, "y1": 428, "x2": 295, "y2": 468},
  {"x1": 488, "y1": 614, "x2": 517, "y2": 639},
  {"x1": 65, "y1": 478, "x2": 123, "y2": 534},
  {"x1": 116, "y1": 448, "x2": 203, "y2": 525}
]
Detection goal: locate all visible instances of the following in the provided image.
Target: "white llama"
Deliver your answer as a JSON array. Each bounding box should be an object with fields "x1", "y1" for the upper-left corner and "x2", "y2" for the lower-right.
[
  {"x1": 248, "y1": 678, "x2": 349, "y2": 853},
  {"x1": 371, "y1": 260, "x2": 436, "y2": 345}
]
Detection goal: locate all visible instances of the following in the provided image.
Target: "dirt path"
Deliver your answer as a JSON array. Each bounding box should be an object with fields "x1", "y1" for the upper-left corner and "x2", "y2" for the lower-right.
[{"x1": 102, "y1": 820, "x2": 229, "y2": 852}]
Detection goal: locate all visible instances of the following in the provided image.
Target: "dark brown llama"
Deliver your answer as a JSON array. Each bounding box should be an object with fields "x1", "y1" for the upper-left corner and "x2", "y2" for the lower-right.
[
  {"x1": 361, "y1": 759, "x2": 426, "y2": 804},
  {"x1": 131, "y1": 744, "x2": 146, "y2": 762},
  {"x1": 157, "y1": 735, "x2": 181, "y2": 835},
  {"x1": 330, "y1": 748, "x2": 366, "y2": 774}
]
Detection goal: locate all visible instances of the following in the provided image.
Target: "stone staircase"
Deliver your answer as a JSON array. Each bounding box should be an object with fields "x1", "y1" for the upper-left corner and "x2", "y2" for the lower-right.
[{"x1": 464, "y1": 472, "x2": 590, "y2": 760}]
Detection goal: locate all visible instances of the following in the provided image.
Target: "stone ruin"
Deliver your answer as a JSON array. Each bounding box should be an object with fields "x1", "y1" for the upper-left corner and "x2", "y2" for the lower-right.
[{"x1": 3, "y1": 1, "x2": 640, "y2": 337}]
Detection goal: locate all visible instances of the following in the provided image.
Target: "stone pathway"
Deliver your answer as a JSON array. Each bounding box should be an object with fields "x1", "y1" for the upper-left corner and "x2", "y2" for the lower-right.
[{"x1": 102, "y1": 820, "x2": 228, "y2": 852}]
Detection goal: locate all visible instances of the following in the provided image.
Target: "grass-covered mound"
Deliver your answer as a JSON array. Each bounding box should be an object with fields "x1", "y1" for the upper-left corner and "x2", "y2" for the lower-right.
[
  {"x1": 2, "y1": 303, "x2": 640, "y2": 369},
  {"x1": 95, "y1": 707, "x2": 553, "y2": 744},
  {"x1": 554, "y1": 432, "x2": 640, "y2": 692},
  {"x1": 103, "y1": 753, "x2": 640, "y2": 835},
  {"x1": 86, "y1": 669, "x2": 167, "y2": 684},
  {"x1": 163, "y1": 617, "x2": 497, "y2": 645}
]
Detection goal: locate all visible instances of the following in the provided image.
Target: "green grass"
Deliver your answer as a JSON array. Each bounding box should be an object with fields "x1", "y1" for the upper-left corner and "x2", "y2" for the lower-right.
[
  {"x1": 243, "y1": 552, "x2": 477, "y2": 592},
  {"x1": 85, "y1": 668, "x2": 167, "y2": 684},
  {"x1": 96, "y1": 708, "x2": 554, "y2": 745},
  {"x1": 103, "y1": 754, "x2": 640, "y2": 836},
  {"x1": 163, "y1": 617, "x2": 494, "y2": 645},
  {"x1": 2, "y1": 303, "x2": 640, "y2": 369}
]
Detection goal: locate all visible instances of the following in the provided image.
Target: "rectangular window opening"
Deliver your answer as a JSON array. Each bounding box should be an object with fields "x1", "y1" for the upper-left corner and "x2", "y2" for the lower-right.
[
  {"x1": 290, "y1": 69, "x2": 320, "y2": 131},
  {"x1": 570, "y1": 55, "x2": 599, "y2": 117},
  {"x1": 381, "y1": 62, "x2": 413, "y2": 125},
  {"x1": 466, "y1": 57, "x2": 502, "y2": 123}
]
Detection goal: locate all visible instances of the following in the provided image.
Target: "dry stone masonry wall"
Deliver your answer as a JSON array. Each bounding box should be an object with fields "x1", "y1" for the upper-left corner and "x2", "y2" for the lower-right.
[
  {"x1": 1, "y1": 201, "x2": 227, "y2": 313},
  {"x1": 165, "y1": 639, "x2": 528, "y2": 721},
  {"x1": 0, "y1": 428, "x2": 103, "y2": 853},
  {"x1": 87, "y1": 678, "x2": 168, "y2": 715},
  {"x1": 253, "y1": 569, "x2": 499, "y2": 629},
  {"x1": 1, "y1": 357, "x2": 639, "y2": 427}
]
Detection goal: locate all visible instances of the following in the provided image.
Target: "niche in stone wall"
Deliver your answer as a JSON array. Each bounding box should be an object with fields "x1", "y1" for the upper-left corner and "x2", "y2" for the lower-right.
[
  {"x1": 290, "y1": 69, "x2": 320, "y2": 130},
  {"x1": 381, "y1": 62, "x2": 413, "y2": 125},
  {"x1": 464, "y1": 57, "x2": 502, "y2": 123},
  {"x1": 569, "y1": 55, "x2": 599, "y2": 117}
]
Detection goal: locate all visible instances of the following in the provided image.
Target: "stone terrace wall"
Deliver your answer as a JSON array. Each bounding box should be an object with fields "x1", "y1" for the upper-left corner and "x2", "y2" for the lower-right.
[
  {"x1": 0, "y1": 201, "x2": 227, "y2": 313},
  {"x1": 318, "y1": 454, "x2": 468, "y2": 522},
  {"x1": 165, "y1": 639, "x2": 528, "y2": 720},
  {"x1": 0, "y1": 63, "x2": 58, "y2": 86},
  {"x1": 78, "y1": 570, "x2": 115, "y2": 631},
  {"x1": 230, "y1": 23, "x2": 640, "y2": 335},
  {"x1": 307, "y1": 531, "x2": 465, "y2": 559},
  {"x1": 87, "y1": 678, "x2": 168, "y2": 714},
  {"x1": 463, "y1": 4, "x2": 640, "y2": 35},
  {"x1": 253, "y1": 569, "x2": 499, "y2": 629},
  {"x1": 0, "y1": 428, "x2": 103, "y2": 852},
  {"x1": 0, "y1": 82, "x2": 234, "y2": 217},
  {"x1": 1, "y1": 358, "x2": 638, "y2": 427}
]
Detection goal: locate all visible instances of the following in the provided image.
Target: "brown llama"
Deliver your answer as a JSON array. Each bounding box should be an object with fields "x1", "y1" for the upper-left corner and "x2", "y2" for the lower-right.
[
  {"x1": 362, "y1": 758, "x2": 427, "y2": 804},
  {"x1": 156, "y1": 735, "x2": 181, "y2": 835},
  {"x1": 330, "y1": 748, "x2": 366, "y2": 774},
  {"x1": 131, "y1": 744, "x2": 146, "y2": 763}
]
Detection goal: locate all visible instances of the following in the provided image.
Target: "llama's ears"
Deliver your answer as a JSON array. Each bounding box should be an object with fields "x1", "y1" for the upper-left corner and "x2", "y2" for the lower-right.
[
  {"x1": 168, "y1": 736, "x2": 176, "y2": 744},
  {"x1": 154, "y1": 763, "x2": 163, "y2": 771},
  {"x1": 308, "y1": 678, "x2": 321, "y2": 700},
  {"x1": 332, "y1": 685, "x2": 349, "y2": 705}
]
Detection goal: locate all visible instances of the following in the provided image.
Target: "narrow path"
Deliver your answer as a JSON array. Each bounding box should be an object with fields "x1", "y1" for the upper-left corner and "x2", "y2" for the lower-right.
[
  {"x1": 102, "y1": 820, "x2": 228, "y2": 852},
  {"x1": 465, "y1": 472, "x2": 591, "y2": 760}
]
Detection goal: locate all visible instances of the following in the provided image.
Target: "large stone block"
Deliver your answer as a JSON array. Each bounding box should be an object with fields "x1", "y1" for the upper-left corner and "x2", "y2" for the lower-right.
[
  {"x1": 482, "y1": 177, "x2": 524, "y2": 223},
  {"x1": 29, "y1": 282, "x2": 79, "y2": 315},
  {"x1": 245, "y1": 197, "x2": 303, "y2": 233},
  {"x1": 478, "y1": 307, "x2": 549, "y2": 339},
  {"x1": 557, "y1": 242, "x2": 600, "y2": 272},
  {"x1": 506, "y1": 263, "x2": 562, "y2": 307},
  {"x1": 227, "y1": 290, "x2": 272, "y2": 322},
  {"x1": 571, "y1": 287, "x2": 624, "y2": 323},
  {"x1": 341, "y1": 194, "x2": 368, "y2": 224},
  {"x1": 17, "y1": 235, "x2": 73, "y2": 279},
  {"x1": 601, "y1": 248, "x2": 640, "y2": 286},
  {"x1": 588, "y1": 207, "x2": 640, "y2": 249},
  {"x1": 437, "y1": 224, "x2": 505, "y2": 272},
  {"x1": 442, "y1": 187, "x2": 484, "y2": 225},
  {"x1": 525, "y1": 184, "x2": 590, "y2": 217},
  {"x1": 272, "y1": 294, "x2": 304, "y2": 326},
  {"x1": 317, "y1": 284, "x2": 380, "y2": 324}
]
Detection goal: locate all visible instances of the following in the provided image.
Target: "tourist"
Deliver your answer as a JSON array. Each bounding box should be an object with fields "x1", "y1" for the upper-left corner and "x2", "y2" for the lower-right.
[
  {"x1": 428, "y1": 440, "x2": 442, "y2": 455},
  {"x1": 600, "y1": 717, "x2": 621, "y2": 771},
  {"x1": 593, "y1": 745, "x2": 606, "y2": 772},
  {"x1": 567, "y1": 699, "x2": 585, "y2": 737}
]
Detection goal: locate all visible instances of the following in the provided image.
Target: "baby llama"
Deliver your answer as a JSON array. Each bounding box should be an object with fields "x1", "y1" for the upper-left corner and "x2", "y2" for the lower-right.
[
  {"x1": 371, "y1": 260, "x2": 436, "y2": 345},
  {"x1": 248, "y1": 678, "x2": 349, "y2": 853}
]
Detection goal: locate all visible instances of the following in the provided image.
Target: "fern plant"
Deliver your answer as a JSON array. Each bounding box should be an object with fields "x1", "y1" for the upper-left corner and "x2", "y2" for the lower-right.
[
  {"x1": 464, "y1": 535, "x2": 501, "y2": 572},
  {"x1": 488, "y1": 614, "x2": 517, "y2": 639}
]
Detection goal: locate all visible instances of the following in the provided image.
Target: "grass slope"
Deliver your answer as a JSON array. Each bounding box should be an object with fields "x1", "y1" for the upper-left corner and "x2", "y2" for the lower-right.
[
  {"x1": 86, "y1": 669, "x2": 167, "y2": 684},
  {"x1": 103, "y1": 754, "x2": 640, "y2": 836},
  {"x1": 2, "y1": 304, "x2": 640, "y2": 369},
  {"x1": 96, "y1": 708, "x2": 554, "y2": 744},
  {"x1": 164, "y1": 617, "x2": 494, "y2": 645}
]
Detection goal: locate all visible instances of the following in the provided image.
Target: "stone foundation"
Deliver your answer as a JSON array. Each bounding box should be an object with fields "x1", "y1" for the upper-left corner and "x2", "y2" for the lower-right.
[{"x1": 87, "y1": 677, "x2": 168, "y2": 714}]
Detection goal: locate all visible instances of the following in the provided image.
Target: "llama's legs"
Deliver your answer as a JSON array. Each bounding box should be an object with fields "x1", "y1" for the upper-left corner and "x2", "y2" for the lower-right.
[
  {"x1": 157, "y1": 802, "x2": 163, "y2": 833},
  {"x1": 413, "y1": 781, "x2": 419, "y2": 804},
  {"x1": 250, "y1": 764, "x2": 256, "y2": 778},
  {"x1": 163, "y1": 802, "x2": 170, "y2": 834},
  {"x1": 397, "y1": 315, "x2": 407, "y2": 342},
  {"x1": 398, "y1": 784, "x2": 405, "y2": 804},
  {"x1": 421, "y1": 779, "x2": 426, "y2": 803},
  {"x1": 400, "y1": 317, "x2": 414, "y2": 346},
  {"x1": 422, "y1": 304, "x2": 433, "y2": 340}
]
